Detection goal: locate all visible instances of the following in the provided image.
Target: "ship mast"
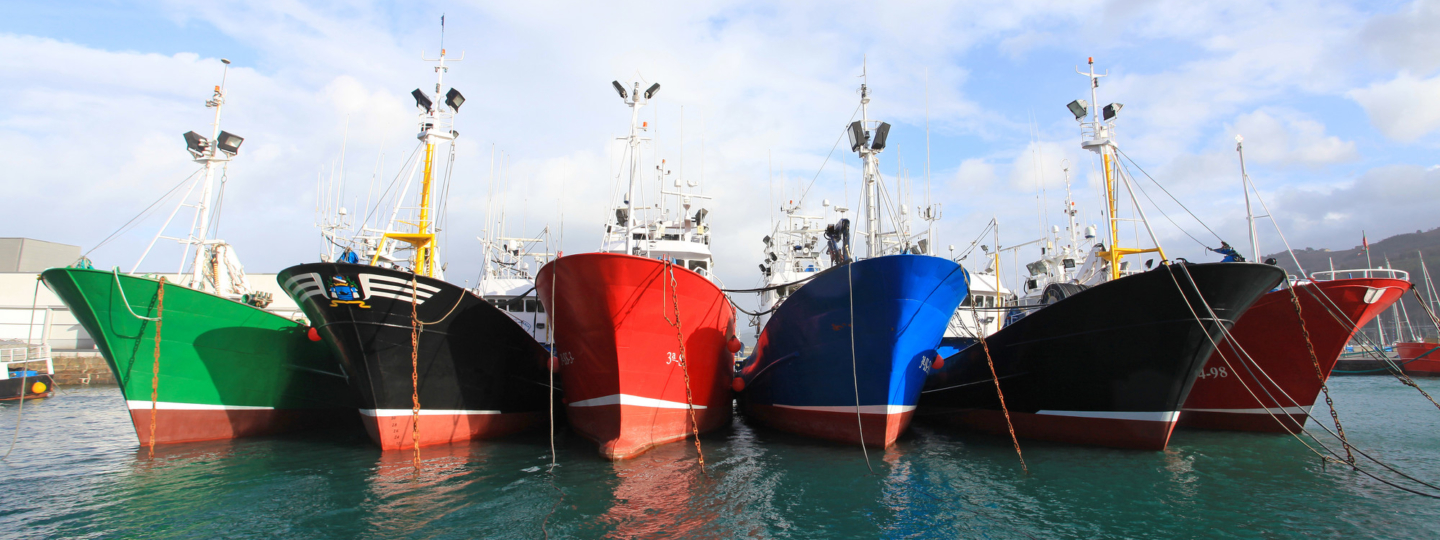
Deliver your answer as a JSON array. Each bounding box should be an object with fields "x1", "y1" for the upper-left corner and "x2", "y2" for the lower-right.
[
  {"x1": 1237, "y1": 135, "x2": 1260, "y2": 261},
  {"x1": 132, "y1": 58, "x2": 245, "y2": 293},
  {"x1": 851, "y1": 60, "x2": 892, "y2": 259},
  {"x1": 373, "y1": 42, "x2": 464, "y2": 278},
  {"x1": 610, "y1": 79, "x2": 660, "y2": 255},
  {"x1": 1075, "y1": 57, "x2": 1165, "y2": 280}
]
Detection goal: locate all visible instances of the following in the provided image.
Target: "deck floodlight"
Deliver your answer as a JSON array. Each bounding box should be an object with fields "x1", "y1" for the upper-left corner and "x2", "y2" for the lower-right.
[
  {"x1": 215, "y1": 131, "x2": 243, "y2": 155},
  {"x1": 183, "y1": 131, "x2": 209, "y2": 157},
  {"x1": 612, "y1": 81, "x2": 628, "y2": 99},
  {"x1": 644, "y1": 83, "x2": 661, "y2": 99},
  {"x1": 1067, "y1": 99, "x2": 1089, "y2": 120},
  {"x1": 871, "y1": 122, "x2": 892, "y2": 151},
  {"x1": 1103, "y1": 103, "x2": 1123, "y2": 121},
  {"x1": 847, "y1": 120, "x2": 867, "y2": 152},
  {"x1": 412, "y1": 89, "x2": 433, "y2": 111},
  {"x1": 445, "y1": 88, "x2": 465, "y2": 112}
]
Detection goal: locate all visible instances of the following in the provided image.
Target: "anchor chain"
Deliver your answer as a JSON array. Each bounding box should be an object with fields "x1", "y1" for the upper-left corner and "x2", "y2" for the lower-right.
[
  {"x1": 148, "y1": 277, "x2": 166, "y2": 459},
  {"x1": 976, "y1": 325, "x2": 1027, "y2": 474},
  {"x1": 410, "y1": 274, "x2": 422, "y2": 470},
  {"x1": 662, "y1": 260, "x2": 706, "y2": 473},
  {"x1": 1286, "y1": 283, "x2": 1354, "y2": 466}
]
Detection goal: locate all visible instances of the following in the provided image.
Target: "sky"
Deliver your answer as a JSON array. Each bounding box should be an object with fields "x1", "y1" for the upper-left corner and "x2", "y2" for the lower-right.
[{"x1": 3, "y1": 0, "x2": 1439, "y2": 298}]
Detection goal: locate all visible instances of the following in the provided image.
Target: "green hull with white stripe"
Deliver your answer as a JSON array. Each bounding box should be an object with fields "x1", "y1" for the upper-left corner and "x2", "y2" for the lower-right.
[{"x1": 41, "y1": 267, "x2": 357, "y2": 444}]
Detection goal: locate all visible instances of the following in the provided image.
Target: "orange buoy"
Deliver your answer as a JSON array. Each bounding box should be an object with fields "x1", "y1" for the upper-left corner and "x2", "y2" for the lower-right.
[
  {"x1": 732, "y1": 377, "x2": 745, "y2": 392},
  {"x1": 727, "y1": 337, "x2": 743, "y2": 354},
  {"x1": 307, "y1": 327, "x2": 321, "y2": 342},
  {"x1": 31, "y1": 381, "x2": 47, "y2": 394},
  {"x1": 932, "y1": 356, "x2": 944, "y2": 370}
]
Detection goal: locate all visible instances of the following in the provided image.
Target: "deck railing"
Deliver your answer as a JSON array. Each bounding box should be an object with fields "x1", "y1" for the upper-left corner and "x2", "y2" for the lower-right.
[
  {"x1": 1310, "y1": 269, "x2": 1410, "y2": 282},
  {"x1": 0, "y1": 344, "x2": 53, "y2": 380}
]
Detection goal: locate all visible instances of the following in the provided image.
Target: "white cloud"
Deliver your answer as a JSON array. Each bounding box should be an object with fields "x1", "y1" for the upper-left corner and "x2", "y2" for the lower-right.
[
  {"x1": 1348, "y1": 71, "x2": 1440, "y2": 142},
  {"x1": 1, "y1": 0, "x2": 1436, "y2": 294},
  {"x1": 1359, "y1": 0, "x2": 1440, "y2": 74},
  {"x1": 1225, "y1": 109, "x2": 1356, "y2": 166}
]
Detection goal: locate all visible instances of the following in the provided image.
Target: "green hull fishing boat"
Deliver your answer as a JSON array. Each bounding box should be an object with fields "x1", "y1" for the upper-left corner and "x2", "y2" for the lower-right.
[
  {"x1": 42, "y1": 268, "x2": 355, "y2": 445},
  {"x1": 40, "y1": 63, "x2": 355, "y2": 446}
]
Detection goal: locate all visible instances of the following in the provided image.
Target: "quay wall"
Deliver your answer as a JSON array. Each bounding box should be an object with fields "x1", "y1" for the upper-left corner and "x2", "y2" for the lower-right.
[{"x1": 50, "y1": 352, "x2": 115, "y2": 386}]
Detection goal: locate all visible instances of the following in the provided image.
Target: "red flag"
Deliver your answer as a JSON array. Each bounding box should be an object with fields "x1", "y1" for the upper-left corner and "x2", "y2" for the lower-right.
[{"x1": 1363, "y1": 231, "x2": 1369, "y2": 251}]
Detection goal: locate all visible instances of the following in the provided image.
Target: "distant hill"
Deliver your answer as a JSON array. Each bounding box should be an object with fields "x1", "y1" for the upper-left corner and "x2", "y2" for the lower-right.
[
  {"x1": 1263, "y1": 227, "x2": 1440, "y2": 343},
  {"x1": 1267, "y1": 226, "x2": 1440, "y2": 281}
]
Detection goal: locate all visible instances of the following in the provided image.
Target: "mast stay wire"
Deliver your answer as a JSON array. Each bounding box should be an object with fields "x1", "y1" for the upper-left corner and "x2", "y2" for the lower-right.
[
  {"x1": 349, "y1": 142, "x2": 424, "y2": 247},
  {"x1": 1115, "y1": 160, "x2": 1211, "y2": 250},
  {"x1": 84, "y1": 169, "x2": 204, "y2": 259},
  {"x1": 1247, "y1": 178, "x2": 1440, "y2": 410},
  {"x1": 1114, "y1": 148, "x2": 1224, "y2": 244},
  {"x1": 1168, "y1": 264, "x2": 1440, "y2": 497}
]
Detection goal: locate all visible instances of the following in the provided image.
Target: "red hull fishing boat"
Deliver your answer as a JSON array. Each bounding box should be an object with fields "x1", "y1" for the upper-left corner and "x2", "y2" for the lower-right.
[
  {"x1": 1181, "y1": 272, "x2": 1408, "y2": 432},
  {"x1": 1178, "y1": 134, "x2": 1416, "y2": 433},
  {"x1": 1396, "y1": 341, "x2": 1440, "y2": 376},
  {"x1": 537, "y1": 79, "x2": 738, "y2": 460}
]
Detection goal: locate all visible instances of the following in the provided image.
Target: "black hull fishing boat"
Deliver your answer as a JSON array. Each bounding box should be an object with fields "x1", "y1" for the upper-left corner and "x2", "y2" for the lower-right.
[
  {"x1": 279, "y1": 262, "x2": 552, "y2": 450},
  {"x1": 919, "y1": 262, "x2": 1284, "y2": 450}
]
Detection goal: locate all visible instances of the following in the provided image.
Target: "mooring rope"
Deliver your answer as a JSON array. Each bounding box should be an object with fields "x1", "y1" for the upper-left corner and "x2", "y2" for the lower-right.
[
  {"x1": 114, "y1": 269, "x2": 161, "y2": 322},
  {"x1": 845, "y1": 262, "x2": 874, "y2": 473},
  {"x1": 662, "y1": 260, "x2": 707, "y2": 474},
  {"x1": 148, "y1": 278, "x2": 166, "y2": 459},
  {"x1": 1285, "y1": 280, "x2": 1355, "y2": 464},
  {"x1": 3, "y1": 278, "x2": 43, "y2": 461},
  {"x1": 1169, "y1": 264, "x2": 1440, "y2": 497}
]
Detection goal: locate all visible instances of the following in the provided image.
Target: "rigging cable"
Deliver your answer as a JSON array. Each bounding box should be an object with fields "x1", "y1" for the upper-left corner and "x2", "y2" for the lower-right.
[
  {"x1": 84, "y1": 169, "x2": 203, "y2": 258},
  {"x1": 1169, "y1": 264, "x2": 1440, "y2": 497},
  {"x1": 1114, "y1": 148, "x2": 1223, "y2": 243}
]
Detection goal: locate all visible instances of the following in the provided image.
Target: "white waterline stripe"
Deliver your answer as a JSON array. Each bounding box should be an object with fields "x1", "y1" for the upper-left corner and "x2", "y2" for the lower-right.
[
  {"x1": 772, "y1": 404, "x2": 916, "y2": 415},
  {"x1": 1182, "y1": 406, "x2": 1311, "y2": 415},
  {"x1": 1035, "y1": 410, "x2": 1181, "y2": 422},
  {"x1": 567, "y1": 394, "x2": 708, "y2": 410},
  {"x1": 360, "y1": 409, "x2": 502, "y2": 417},
  {"x1": 126, "y1": 400, "x2": 273, "y2": 411}
]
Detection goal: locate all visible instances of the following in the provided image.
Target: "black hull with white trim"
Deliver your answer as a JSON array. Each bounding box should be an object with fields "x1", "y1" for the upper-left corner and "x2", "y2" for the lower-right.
[
  {"x1": 918, "y1": 262, "x2": 1284, "y2": 450},
  {"x1": 278, "y1": 262, "x2": 554, "y2": 449}
]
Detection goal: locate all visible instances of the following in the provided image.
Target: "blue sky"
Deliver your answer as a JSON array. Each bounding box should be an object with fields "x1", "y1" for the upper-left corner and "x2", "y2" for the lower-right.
[{"x1": 3, "y1": 0, "x2": 1439, "y2": 292}]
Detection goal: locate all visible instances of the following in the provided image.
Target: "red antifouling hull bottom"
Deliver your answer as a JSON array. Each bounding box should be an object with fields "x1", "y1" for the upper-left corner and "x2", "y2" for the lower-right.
[
  {"x1": 929, "y1": 409, "x2": 1180, "y2": 451},
  {"x1": 567, "y1": 403, "x2": 729, "y2": 460},
  {"x1": 1180, "y1": 277, "x2": 1409, "y2": 433},
  {"x1": 538, "y1": 253, "x2": 737, "y2": 461},
  {"x1": 743, "y1": 404, "x2": 915, "y2": 448},
  {"x1": 127, "y1": 406, "x2": 351, "y2": 445},
  {"x1": 360, "y1": 410, "x2": 544, "y2": 451}
]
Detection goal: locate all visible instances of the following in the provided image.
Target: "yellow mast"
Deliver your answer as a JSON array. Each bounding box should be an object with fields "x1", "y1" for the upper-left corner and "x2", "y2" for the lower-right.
[
  {"x1": 370, "y1": 142, "x2": 437, "y2": 277},
  {"x1": 370, "y1": 47, "x2": 459, "y2": 279},
  {"x1": 1097, "y1": 148, "x2": 1166, "y2": 280}
]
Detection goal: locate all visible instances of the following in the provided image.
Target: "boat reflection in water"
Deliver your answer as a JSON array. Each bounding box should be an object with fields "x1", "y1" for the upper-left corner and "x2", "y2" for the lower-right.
[
  {"x1": 360, "y1": 444, "x2": 493, "y2": 534},
  {"x1": 594, "y1": 443, "x2": 715, "y2": 538}
]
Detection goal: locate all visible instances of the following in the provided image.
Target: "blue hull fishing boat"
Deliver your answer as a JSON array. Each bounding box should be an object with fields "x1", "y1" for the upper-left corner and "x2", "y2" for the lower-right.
[
  {"x1": 733, "y1": 67, "x2": 969, "y2": 447},
  {"x1": 737, "y1": 254, "x2": 968, "y2": 446}
]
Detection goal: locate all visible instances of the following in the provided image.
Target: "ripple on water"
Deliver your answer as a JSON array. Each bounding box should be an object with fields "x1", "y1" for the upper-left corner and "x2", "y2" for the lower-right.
[{"x1": 1, "y1": 380, "x2": 1438, "y2": 539}]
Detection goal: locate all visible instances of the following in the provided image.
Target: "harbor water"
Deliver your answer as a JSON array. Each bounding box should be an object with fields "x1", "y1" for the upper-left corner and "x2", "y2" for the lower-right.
[{"x1": 2, "y1": 377, "x2": 1438, "y2": 539}]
